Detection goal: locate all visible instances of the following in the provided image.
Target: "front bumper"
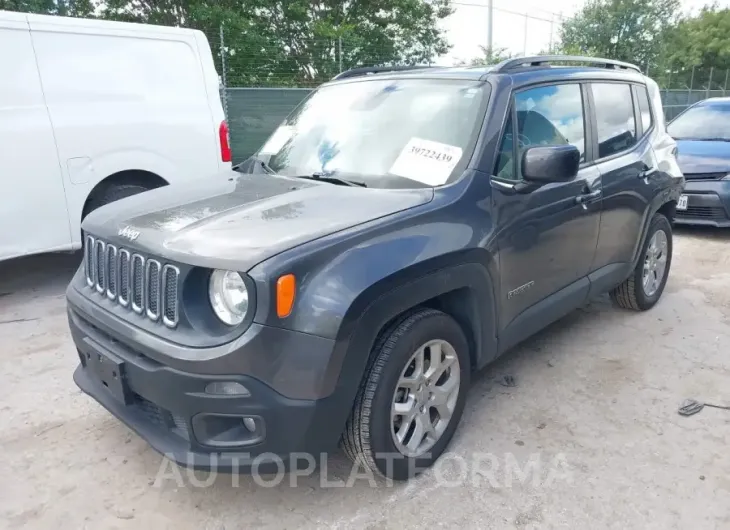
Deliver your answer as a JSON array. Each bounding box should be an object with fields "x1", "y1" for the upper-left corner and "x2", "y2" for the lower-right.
[
  {"x1": 675, "y1": 180, "x2": 730, "y2": 227},
  {"x1": 68, "y1": 288, "x2": 349, "y2": 473}
]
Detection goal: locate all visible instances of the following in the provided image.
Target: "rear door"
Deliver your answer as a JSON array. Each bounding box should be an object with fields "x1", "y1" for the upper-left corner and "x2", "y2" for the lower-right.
[
  {"x1": 0, "y1": 14, "x2": 71, "y2": 260},
  {"x1": 590, "y1": 82, "x2": 658, "y2": 272},
  {"x1": 492, "y1": 82, "x2": 601, "y2": 343}
]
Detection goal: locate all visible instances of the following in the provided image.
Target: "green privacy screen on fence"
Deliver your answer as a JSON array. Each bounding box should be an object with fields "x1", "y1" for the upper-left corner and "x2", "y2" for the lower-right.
[
  {"x1": 225, "y1": 88, "x2": 312, "y2": 164},
  {"x1": 224, "y1": 87, "x2": 722, "y2": 163}
]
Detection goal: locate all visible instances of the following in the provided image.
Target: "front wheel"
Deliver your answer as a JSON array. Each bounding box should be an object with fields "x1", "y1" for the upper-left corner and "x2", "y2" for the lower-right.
[
  {"x1": 611, "y1": 213, "x2": 673, "y2": 311},
  {"x1": 341, "y1": 308, "x2": 471, "y2": 481}
]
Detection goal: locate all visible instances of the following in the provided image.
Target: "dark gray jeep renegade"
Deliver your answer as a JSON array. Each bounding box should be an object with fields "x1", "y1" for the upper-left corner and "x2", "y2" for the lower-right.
[{"x1": 67, "y1": 56, "x2": 684, "y2": 480}]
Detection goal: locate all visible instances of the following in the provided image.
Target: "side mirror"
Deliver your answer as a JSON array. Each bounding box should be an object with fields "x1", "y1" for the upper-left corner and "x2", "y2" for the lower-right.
[{"x1": 522, "y1": 145, "x2": 580, "y2": 183}]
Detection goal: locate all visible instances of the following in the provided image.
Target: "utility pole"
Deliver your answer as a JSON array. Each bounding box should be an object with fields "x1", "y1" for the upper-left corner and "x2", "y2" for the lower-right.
[
  {"x1": 487, "y1": 0, "x2": 494, "y2": 56},
  {"x1": 548, "y1": 14, "x2": 554, "y2": 53},
  {"x1": 523, "y1": 13, "x2": 528, "y2": 56}
]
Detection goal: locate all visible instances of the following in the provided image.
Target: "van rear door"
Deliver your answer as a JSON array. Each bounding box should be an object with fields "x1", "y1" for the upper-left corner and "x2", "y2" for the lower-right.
[{"x1": 0, "y1": 13, "x2": 71, "y2": 260}]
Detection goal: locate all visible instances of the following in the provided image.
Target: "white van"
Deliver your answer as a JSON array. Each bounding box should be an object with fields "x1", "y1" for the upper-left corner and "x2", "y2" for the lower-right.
[{"x1": 0, "y1": 11, "x2": 231, "y2": 261}]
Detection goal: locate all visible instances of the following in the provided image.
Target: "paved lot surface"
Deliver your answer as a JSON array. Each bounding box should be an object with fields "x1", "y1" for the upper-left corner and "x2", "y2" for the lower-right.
[{"x1": 1, "y1": 228, "x2": 729, "y2": 530}]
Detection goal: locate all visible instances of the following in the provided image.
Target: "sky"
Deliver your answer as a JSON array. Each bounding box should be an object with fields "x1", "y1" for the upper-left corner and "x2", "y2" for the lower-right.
[{"x1": 437, "y1": 0, "x2": 730, "y2": 65}]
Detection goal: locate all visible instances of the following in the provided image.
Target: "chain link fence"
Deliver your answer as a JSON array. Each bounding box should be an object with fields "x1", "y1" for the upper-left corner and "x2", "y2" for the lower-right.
[{"x1": 649, "y1": 66, "x2": 730, "y2": 121}]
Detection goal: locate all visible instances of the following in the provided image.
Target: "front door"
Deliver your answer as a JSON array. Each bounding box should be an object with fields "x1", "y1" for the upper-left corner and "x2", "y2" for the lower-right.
[{"x1": 491, "y1": 83, "x2": 601, "y2": 348}]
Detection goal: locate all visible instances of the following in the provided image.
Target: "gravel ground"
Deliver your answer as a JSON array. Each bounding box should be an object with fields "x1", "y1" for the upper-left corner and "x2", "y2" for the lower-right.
[{"x1": 1, "y1": 227, "x2": 729, "y2": 530}]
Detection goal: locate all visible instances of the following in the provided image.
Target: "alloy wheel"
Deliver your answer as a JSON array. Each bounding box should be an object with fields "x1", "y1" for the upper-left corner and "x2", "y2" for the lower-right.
[
  {"x1": 390, "y1": 339, "x2": 461, "y2": 457},
  {"x1": 643, "y1": 229, "x2": 668, "y2": 297}
]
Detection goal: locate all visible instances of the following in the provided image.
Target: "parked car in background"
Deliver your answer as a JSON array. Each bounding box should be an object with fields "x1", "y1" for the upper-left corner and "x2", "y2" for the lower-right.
[
  {"x1": 0, "y1": 10, "x2": 231, "y2": 261},
  {"x1": 67, "y1": 56, "x2": 682, "y2": 480},
  {"x1": 668, "y1": 97, "x2": 730, "y2": 227}
]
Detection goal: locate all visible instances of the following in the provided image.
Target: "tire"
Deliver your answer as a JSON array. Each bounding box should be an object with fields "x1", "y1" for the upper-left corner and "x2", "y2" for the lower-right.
[
  {"x1": 611, "y1": 213, "x2": 673, "y2": 311},
  {"x1": 84, "y1": 183, "x2": 151, "y2": 219},
  {"x1": 342, "y1": 308, "x2": 471, "y2": 481}
]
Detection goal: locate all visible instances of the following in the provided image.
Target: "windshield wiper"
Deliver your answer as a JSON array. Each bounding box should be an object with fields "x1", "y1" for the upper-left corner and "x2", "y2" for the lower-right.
[
  {"x1": 234, "y1": 156, "x2": 276, "y2": 174},
  {"x1": 296, "y1": 173, "x2": 367, "y2": 187},
  {"x1": 674, "y1": 136, "x2": 730, "y2": 142}
]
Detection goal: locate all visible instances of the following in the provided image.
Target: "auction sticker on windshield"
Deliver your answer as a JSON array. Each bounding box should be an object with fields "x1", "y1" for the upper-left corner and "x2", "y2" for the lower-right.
[{"x1": 390, "y1": 138, "x2": 463, "y2": 186}]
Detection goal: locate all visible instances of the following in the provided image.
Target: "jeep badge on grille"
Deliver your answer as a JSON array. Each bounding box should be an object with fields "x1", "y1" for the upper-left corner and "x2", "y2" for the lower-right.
[{"x1": 118, "y1": 226, "x2": 140, "y2": 241}]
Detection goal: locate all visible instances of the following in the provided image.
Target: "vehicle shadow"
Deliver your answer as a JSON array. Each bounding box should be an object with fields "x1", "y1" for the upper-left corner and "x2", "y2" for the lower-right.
[
  {"x1": 674, "y1": 224, "x2": 730, "y2": 241},
  {"x1": 0, "y1": 252, "x2": 81, "y2": 300},
  {"x1": 142, "y1": 295, "x2": 619, "y2": 500},
  {"x1": 2, "y1": 252, "x2": 635, "y2": 504}
]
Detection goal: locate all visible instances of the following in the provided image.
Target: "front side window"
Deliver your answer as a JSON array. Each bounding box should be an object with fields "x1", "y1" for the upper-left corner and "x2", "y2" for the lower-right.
[
  {"x1": 592, "y1": 83, "x2": 637, "y2": 158},
  {"x1": 257, "y1": 78, "x2": 490, "y2": 189},
  {"x1": 667, "y1": 100, "x2": 730, "y2": 141},
  {"x1": 494, "y1": 83, "x2": 585, "y2": 181}
]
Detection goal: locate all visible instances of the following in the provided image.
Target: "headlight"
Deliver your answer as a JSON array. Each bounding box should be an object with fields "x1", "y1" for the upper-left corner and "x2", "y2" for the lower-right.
[{"x1": 209, "y1": 270, "x2": 249, "y2": 326}]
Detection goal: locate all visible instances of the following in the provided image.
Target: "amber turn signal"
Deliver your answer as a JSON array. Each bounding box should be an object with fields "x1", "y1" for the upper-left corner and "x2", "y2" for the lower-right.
[{"x1": 276, "y1": 274, "x2": 296, "y2": 318}]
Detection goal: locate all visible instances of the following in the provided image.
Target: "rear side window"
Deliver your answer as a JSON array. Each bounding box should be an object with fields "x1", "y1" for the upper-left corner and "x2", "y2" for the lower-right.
[
  {"x1": 592, "y1": 83, "x2": 637, "y2": 158},
  {"x1": 494, "y1": 83, "x2": 585, "y2": 181},
  {"x1": 636, "y1": 86, "x2": 653, "y2": 133}
]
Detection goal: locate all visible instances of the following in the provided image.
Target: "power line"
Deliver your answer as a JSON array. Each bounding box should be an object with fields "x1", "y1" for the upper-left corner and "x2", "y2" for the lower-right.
[{"x1": 450, "y1": 0, "x2": 567, "y2": 22}]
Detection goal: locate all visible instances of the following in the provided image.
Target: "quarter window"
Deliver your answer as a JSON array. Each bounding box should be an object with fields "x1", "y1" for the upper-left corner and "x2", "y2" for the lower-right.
[
  {"x1": 592, "y1": 83, "x2": 637, "y2": 158},
  {"x1": 636, "y1": 86, "x2": 653, "y2": 133},
  {"x1": 494, "y1": 84, "x2": 586, "y2": 181}
]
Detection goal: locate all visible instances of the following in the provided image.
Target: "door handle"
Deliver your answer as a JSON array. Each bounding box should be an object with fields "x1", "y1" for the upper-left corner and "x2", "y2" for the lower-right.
[{"x1": 575, "y1": 190, "x2": 602, "y2": 205}]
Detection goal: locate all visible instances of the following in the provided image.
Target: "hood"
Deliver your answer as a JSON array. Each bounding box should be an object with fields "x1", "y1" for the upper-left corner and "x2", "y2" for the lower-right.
[
  {"x1": 676, "y1": 139, "x2": 730, "y2": 175},
  {"x1": 82, "y1": 171, "x2": 434, "y2": 270}
]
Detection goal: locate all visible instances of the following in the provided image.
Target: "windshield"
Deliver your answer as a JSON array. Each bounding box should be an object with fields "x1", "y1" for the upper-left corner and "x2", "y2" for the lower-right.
[
  {"x1": 668, "y1": 101, "x2": 730, "y2": 141},
  {"x1": 256, "y1": 78, "x2": 490, "y2": 189}
]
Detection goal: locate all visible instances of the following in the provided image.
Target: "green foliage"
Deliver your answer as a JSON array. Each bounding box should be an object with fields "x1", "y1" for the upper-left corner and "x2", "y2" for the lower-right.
[
  {"x1": 461, "y1": 45, "x2": 512, "y2": 66},
  {"x1": 662, "y1": 7, "x2": 730, "y2": 88},
  {"x1": 0, "y1": 0, "x2": 94, "y2": 16},
  {"x1": 100, "y1": 0, "x2": 454, "y2": 87},
  {"x1": 558, "y1": 0, "x2": 680, "y2": 72}
]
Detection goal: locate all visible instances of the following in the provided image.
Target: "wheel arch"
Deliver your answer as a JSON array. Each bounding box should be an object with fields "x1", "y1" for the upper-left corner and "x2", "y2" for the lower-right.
[
  {"x1": 320, "y1": 259, "x2": 499, "y2": 439},
  {"x1": 81, "y1": 170, "x2": 169, "y2": 220},
  {"x1": 631, "y1": 194, "x2": 679, "y2": 270}
]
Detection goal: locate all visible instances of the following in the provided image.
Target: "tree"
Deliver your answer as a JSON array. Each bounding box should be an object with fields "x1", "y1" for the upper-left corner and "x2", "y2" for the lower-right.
[
  {"x1": 459, "y1": 45, "x2": 512, "y2": 66},
  {"x1": 100, "y1": 0, "x2": 454, "y2": 87},
  {"x1": 662, "y1": 7, "x2": 730, "y2": 89},
  {"x1": 0, "y1": 0, "x2": 95, "y2": 16},
  {"x1": 558, "y1": 0, "x2": 680, "y2": 73}
]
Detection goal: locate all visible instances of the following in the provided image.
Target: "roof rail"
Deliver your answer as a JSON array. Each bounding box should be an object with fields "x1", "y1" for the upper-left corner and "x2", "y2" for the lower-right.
[
  {"x1": 493, "y1": 55, "x2": 641, "y2": 74},
  {"x1": 332, "y1": 65, "x2": 433, "y2": 81}
]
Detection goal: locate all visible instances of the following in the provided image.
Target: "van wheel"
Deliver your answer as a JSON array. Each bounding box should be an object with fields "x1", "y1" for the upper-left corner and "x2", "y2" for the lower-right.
[
  {"x1": 84, "y1": 183, "x2": 151, "y2": 218},
  {"x1": 611, "y1": 213, "x2": 673, "y2": 311},
  {"x1": 342, "y1": 308, "x2": 470, "y2": 481}
]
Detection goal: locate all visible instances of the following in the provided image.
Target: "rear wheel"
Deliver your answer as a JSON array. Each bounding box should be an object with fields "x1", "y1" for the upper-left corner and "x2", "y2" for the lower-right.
[
  {"x1": 342, "y1": 308, "x2": 470, "y2": 481},
  {"x1": 611, "y1": 213, "x2": 673, "y2": 310}
]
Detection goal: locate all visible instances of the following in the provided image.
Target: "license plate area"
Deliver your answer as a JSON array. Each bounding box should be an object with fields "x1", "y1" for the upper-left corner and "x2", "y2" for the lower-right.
[
  {"x1": 677, "y1": 194, "x2": 688, "y2": 211},
  {"x1": 82, "y1": 342, "x2": 132, "y2": 405}
]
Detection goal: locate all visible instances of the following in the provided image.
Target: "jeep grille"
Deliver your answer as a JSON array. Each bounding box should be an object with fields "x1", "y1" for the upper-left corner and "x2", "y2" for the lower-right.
[{"x1": 84, "y1": 235, "x2": 179, "y2": 328}]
